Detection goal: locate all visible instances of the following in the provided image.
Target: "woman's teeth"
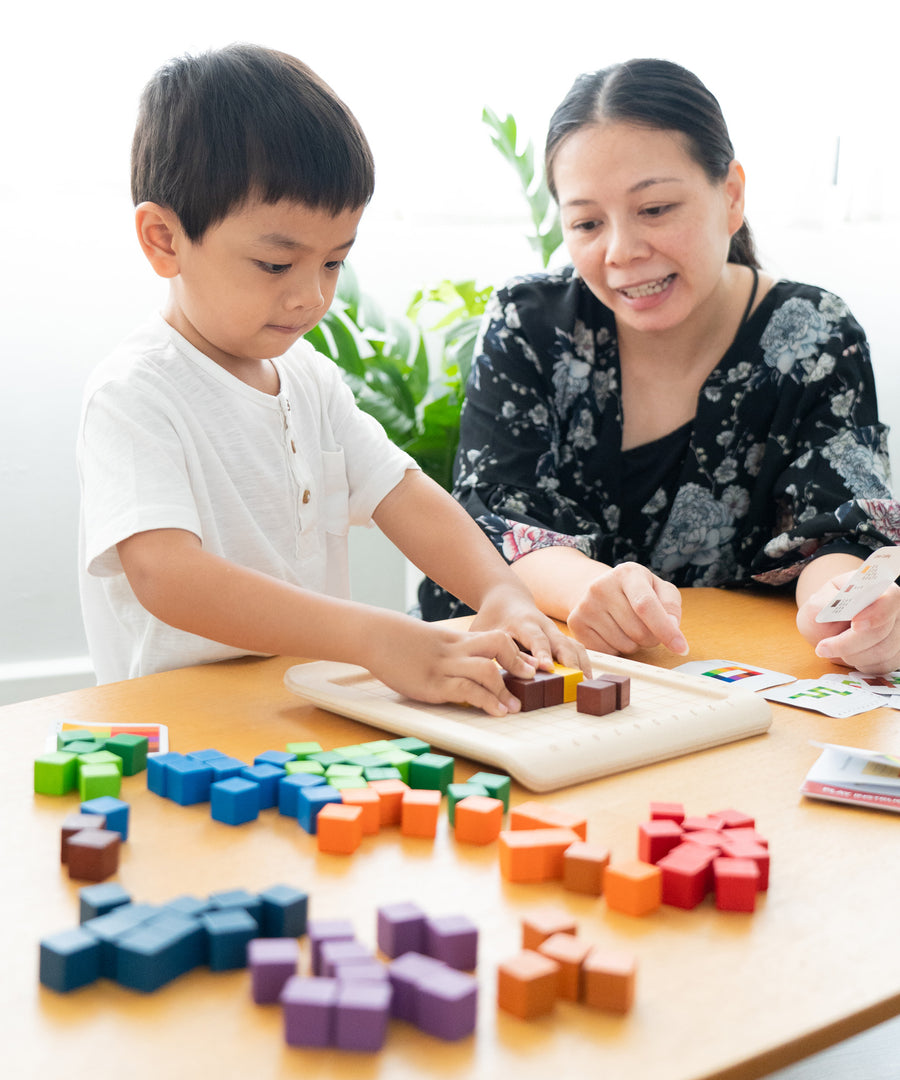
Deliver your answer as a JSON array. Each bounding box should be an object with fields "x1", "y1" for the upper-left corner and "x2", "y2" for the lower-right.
[{"x1": 621, "y1": 274, "x2": 675, "y2": 299}]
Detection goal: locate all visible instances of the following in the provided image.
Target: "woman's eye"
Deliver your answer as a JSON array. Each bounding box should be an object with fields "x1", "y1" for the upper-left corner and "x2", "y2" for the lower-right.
[
  {"x1": 257, "y1": 261, "x2": 292, "y2": 275},
  {"x1": 324, "y1": 260, "x2": 345, "y2": 272},
  {"x1": 570, "y1": 220, "x2": 600, "y2": 233},
  {"x1": 641, "y1": 204, "x2": 674, "y2": 218}
]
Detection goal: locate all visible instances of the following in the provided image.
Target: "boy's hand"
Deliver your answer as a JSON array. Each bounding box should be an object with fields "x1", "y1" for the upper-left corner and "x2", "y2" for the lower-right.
[
  {"x1": 363, "y1": 621, "x2": 542, "y2": 716},
  {"x1": 566, "y1": 562, "x2": 688, "y2": 657},
  {"x1": 469, "y1": 585, "x2": 590, "y2": 675},
  {"x1": 797, "y1": 571, "x2": 900, "y2": 674}
]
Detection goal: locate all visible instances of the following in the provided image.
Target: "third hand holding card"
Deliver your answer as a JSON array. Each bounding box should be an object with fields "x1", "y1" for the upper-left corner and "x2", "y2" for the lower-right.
[{"x1": 815, "y1": 547, "x2": 900, "y2": 624}]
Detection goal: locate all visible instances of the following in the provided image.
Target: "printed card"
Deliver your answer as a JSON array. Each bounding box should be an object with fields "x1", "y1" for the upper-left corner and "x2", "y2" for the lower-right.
[
  {"x1": 815, "y1": 546, "x2": 900, "y2": 623},
  {"x1": 846, "y1": 670, "x2": 900, "y2": 695},
  {"x1": 673, "y1": 659, "x2": 795, "y2": 693},
  {"x1": 763, "y1": 678, "x2": 885, "y2": 717}
]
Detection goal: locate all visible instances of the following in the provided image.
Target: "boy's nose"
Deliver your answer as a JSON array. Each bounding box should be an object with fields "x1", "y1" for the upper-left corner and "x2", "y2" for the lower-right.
[{"x1": 288, "y1": 275, "x2": 325, "y2": 310}]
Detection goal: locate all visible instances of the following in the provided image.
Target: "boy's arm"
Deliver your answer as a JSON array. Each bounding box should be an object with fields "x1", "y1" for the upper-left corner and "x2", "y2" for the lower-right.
[
  {"x1": 117, "y1": 528, "x2": 537, "y2": 716},
  {"x1": 371, "y1": 470, "x2": 589, "y2": 673}
]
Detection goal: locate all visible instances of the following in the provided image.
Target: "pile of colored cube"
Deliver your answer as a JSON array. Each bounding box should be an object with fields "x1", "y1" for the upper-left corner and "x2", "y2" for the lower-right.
[
  {"x1": 275, "y1": 902, "x2": 479, "y2": 1050},
  {"x1": 501, "y1": 663, "x2": 631, "y2": 717},
  {"x1": 60, "y1": 796, "x2": 130, "y2": 881},
  {"x1": 495, "y1": 798, "x2": 768, "y2": 915},
  {"x1": 34, "y1": 730, "x2": 149, "y2": 800},
  {"x1": 146, "y1": 736, "x2": 512, "y2": 856},
  {"x1": 39, "y1": 882, "x2": 307, "y2": 993},
  {"x1": 498, "y1": 909, "x2": 636, "y2": 1019}
]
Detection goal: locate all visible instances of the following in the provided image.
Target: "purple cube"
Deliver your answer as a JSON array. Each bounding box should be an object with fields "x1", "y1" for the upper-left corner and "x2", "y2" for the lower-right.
[
  {"x1": 415, "y1": 966, "x2": 478, "y2": 1040},
  {"x1": 307, "y1": 918, "x2": 355, "y2": 976},
  {"x1": 334, "y1": 981, "x2": 392, "y2": 1051},
  {"x1": 387, "y1": 952, "x2": 447, "y2": 1022},
  {"x1": 376, "y1": 901, "x2": 427, "y2": 958},
  {"x1": 320, "y1": 939, "x2": 371, "y2": 977},
  {"x1": 280, "y1": 976, "x2": 338, "y2": 1047},
  {"x1": 424, "y1": 913, "x2": 478, "y2": 970},
  {"x1": 334, "y1": 959, "x2": 390, "y2": 983},
  {"x1": 248, "y1": 938, "x2": 299, "y2": 1004}
]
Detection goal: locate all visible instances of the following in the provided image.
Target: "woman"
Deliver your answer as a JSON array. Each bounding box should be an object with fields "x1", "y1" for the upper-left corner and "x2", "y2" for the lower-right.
[{"x1": 421, "y1": 58, "x2": 900, "y2": 674}]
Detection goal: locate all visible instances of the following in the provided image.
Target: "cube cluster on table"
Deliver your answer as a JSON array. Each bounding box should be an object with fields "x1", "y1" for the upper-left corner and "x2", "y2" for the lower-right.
[{"x1": 34, "y1": 731, "x2": 150, "y2": 800}]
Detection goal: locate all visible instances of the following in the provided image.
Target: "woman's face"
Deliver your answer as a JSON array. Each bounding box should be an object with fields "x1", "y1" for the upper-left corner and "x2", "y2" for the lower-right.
[{"x1": 552, "y1": 121, "x2": 745, "y2": 336}]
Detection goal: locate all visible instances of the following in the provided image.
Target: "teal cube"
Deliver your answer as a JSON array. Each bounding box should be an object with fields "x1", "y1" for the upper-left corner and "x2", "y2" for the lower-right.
[
  {"x1": 468, "y1": 771, "x2": 512, "y2": 811},
  {"x1": 447, "y1": 782, "x2": 489, "y2": 824},
  {"x1": 388, "y1": 737, "x2": 431, "y2": 756}
]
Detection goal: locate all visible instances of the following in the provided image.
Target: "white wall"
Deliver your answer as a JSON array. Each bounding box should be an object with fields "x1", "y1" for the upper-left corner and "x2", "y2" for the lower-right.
[{"x1": 2, "y1": 0, "x2": 896, "y2": 703}]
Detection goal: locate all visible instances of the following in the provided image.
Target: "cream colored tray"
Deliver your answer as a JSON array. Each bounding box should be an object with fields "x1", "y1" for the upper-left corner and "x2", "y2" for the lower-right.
[{"x1": 284, "y1": 651, "x2": 772, "y2": 793}]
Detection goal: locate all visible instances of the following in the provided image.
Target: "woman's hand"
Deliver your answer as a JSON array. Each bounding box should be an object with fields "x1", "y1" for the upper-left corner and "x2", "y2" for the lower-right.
[
  {"x1": 797, "y1": 570, "x2": 900, "y2": 674},
  {"x1": 567, "y1": 562, "x2": 689, "y2": 656}
]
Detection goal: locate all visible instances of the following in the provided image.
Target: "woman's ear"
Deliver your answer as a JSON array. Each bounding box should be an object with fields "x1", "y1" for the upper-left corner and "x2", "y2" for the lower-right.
[
  {"x1": 724, "y1": 160, "x2": 746, "y2": 236},
  {"x1": 134, "y1": 202, "x2": 183, "y2": 279}
]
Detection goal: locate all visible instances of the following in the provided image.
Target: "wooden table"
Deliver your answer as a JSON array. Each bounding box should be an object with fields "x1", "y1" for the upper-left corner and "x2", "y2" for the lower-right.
[{"x1": 4, "y1": 588, "x2": 900, "y2": 1080}]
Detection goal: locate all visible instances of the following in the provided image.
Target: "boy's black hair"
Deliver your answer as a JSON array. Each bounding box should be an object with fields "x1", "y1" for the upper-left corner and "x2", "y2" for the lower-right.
[{"x1": 131, "y1": 43, "x2": 374, "y2": 241}]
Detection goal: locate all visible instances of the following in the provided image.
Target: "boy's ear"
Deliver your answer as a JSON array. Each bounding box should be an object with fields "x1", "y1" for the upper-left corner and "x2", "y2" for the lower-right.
[{"x1": 134, "y1": 202, "x2": 184, "y2": 279}]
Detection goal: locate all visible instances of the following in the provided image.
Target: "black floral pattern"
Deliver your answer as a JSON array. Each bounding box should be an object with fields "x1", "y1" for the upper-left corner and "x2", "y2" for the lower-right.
[{"x1": 420, "y1": 268, "x2": 900, "y2": 619}]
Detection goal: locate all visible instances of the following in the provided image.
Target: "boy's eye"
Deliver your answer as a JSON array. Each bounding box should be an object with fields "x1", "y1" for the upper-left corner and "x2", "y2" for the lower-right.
[{"x1": 256, "y1": 261, "x2": 292, "y2": 275}]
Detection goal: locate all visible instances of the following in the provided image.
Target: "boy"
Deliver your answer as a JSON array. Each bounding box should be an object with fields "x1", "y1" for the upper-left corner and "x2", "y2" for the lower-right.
[{"x1": 77, "y1": 43, "x2": 586, "y2": 715}]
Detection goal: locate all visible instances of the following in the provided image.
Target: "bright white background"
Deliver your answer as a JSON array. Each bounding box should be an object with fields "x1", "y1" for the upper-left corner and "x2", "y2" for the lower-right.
[{"x1": 2, "y1": 0, "x2": 897, "y2": 701}]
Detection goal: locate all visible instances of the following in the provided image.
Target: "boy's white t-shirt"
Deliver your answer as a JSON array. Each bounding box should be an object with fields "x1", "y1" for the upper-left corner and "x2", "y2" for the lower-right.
[{"x1": 77, "y1": 314, "x2": 417, "y2": 683}]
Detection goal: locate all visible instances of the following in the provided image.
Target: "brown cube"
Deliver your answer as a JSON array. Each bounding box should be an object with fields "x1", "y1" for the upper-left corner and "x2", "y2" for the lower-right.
[
  {"x1": 537, "y1": 932, "x2": 593, "y2": 1001},
  {"x1": 497, "y1": 949, "x2": 560, "y2": 1019},
  {"x1": 576, "y1": 679, "x2": 617, "y2": 716},
  {"x1": 521, "y1": 907, "x2": 577, "y2": 950},
  {"x1": 60, "y1": 813, "x2": 107, "y2": 863},
  {"x1": 602, "y1": 673, "x2": 631, "y2": 708},
  {"x1": 66, "y1": 828, "x2": 121, "y2": 881},
  {"x1": 534, "y1": 671, "x2": 565, "y2": 707},
  {"x1": 583, "y1": 947, "x2": 636, "y2": 1013},
  {"x1": 501, "y1": 672, "x2": 544, "y2": 711}
]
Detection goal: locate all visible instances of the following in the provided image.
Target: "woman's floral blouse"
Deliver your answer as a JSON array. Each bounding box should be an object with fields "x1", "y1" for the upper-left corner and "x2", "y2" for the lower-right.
[{"x1": 419, "y1": 268, "x2": 900, "y2": 620}]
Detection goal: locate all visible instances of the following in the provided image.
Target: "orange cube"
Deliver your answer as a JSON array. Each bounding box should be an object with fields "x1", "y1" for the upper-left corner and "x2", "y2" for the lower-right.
[
  {"x1": 583, "y1": 947, "x2": 636, "y2": 1013},
  {"x1": 454, "y1": 795, "x2": 504, "y2": 845},
  {"x1": 316, "y1": 803, "x2": 363, "y2": 855},
  {"x1": 510, "y1": 800, "x2": 588, "y2": 840},
  {"x1": 604, "y1": 860, "x2": 662, "y2": 916},
  {"x1": 341, "y1": 788, "x2": 381, "y2": 835},
  {"x1": 563, "y1": 841, "x2": 610, "y2": 896},
  {"x1": 401, "y1": 788, "x2": 441, "y2": 838},
  {"x1": 498, "y1": 828, "x2": 580, "y2": 883},
  {"x1": 521, "y1": 907, "x2": 577, "y2": 950},
  {"x1": 497, "y1": 949, "x2": 560, "y2": 1019},
  {"x1": 536, "y1": 932, "x2": 593, "y2": 1001},
  {"x1": 368, "y1": 778, "x2": 408, "y2": 826}
]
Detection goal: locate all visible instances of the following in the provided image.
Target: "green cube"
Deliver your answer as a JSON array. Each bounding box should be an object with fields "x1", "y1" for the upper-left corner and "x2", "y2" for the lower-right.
[
  {"x1": 65, "y1": 739, "x2": 105, "y2": 755},
  {"x1": 331, "y1": 744, "x2": 369, "y2": 759},
  {"x1": 325, "y1": 764, "x2": 364, "y2": 779},
  {"x1": 284, "y1": 759, "x2": 325, "y2": 776},
  {"x1": 468, "y1": 771, "x2": 512, "y2": 811},
  {"x1": 285, "y1": 741, "x2": 322, "y2": 760},
  {"x1": 408, "y1": 753, "x2": 455, "y2": 793},
  {"x1": 306, "y1": 750, "x2": 349, "y2": 768},
  {"x1": 78, "y1": 763, "x2": 122, "y2": 801},
  {"x1": 371, "y1": 749, "x2": 416, "y2": 782},
  {"x1": 104, "y1": 733, "x2": 149, "y2": 775},
  {"x1": 34, "y1": 752, "x2": 79, "y2": 796},
  {"x1": 447, "y1": 781, "x2": 489, "y2": 824},
  {"x1": 388, "y1": 737, "x2": 431, "y2": 756},
  {"x1": 78, "y1": 751, "x2": 123, "y2": 775},
  {"x1": 327, "y1": 775, "x2": 368, "y2": 790},
  {"x1": 358, "y1": 740, "x2": 396, "y2": 754},
  {"x1": 362, "y1": 766, "x2": 402, "y2": 782},
  {"x1": 56, "y1": 729, "x2": 93, "y2": 750}
]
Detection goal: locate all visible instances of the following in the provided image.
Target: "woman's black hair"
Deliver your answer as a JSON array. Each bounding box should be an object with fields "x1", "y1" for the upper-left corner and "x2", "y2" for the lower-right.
[
  {"x1": 545, "y1": 58, "x2": 759, "y2": 268},
  {"x1": 131, "y1": 43, "x2": 374, "y2": 241}
]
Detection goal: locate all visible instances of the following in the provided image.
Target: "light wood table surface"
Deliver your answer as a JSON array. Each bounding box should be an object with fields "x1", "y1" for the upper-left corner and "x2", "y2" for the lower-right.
[{"x1": 4, "y1": 588, "x2": 900, "y2": 1080}]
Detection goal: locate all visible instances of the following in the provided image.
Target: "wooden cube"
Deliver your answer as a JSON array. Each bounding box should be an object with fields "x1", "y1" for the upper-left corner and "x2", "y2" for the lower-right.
[
  {"x1": 583, "y1": 948, "x2": 636, "y2": 1013},
  {"x1": 454, "y1": 795, "x2": 504, "y2": 845},
  {"x1": 497, "y1": 950, "x2": 560, "y2": 1019},
  {"x1": 316, "y1": 803, "x2": 363, "y2": 855},
  {"x1": 66, "y1": 829, "x2": 121, "y2": 881},
  {"x1": 536, "y1": 933, "x2": 593, "y2": 1001},
  {"x1": 603, "y1": 860, "x2": 662, "y2": 916},
  {"x1": 562, "y1": 841, "x2": 610, "y2": 895}
]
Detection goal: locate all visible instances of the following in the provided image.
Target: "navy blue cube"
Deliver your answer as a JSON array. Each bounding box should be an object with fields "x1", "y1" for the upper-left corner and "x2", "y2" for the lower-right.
[
  {"x1": 39, "y1": 927, "x2": 101, "y2": 992},
  {"x1": 116, "y1": 913, "x2": 206, "y2": 991},
  {"x1": 83, "y1": 903, "x2": 160, "y2": 976},
  {"x1": 259, "y1": 884, "x2": 308, "y2": 938},
  {"x1": 208, "y1": 888, "x2": 263, "y2": 930},
  {"x1": 79, "y1": 882, "x2": 132, "y2": 923},
  {"x1": 210, "y1": 777, "x2": 260, "y2": 825},
  {"x1": 202, "y1": 908, "x2": 258, "y2": 971}
]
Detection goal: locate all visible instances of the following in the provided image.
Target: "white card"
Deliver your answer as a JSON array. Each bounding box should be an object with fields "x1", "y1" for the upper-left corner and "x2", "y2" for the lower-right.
[
  {"x1": 815, "y1": 546, "x2": 900, "y2": 623},
  {"x1": 673, "y1": 659, "x2": 795, "y2": 692},
  {"x1": 847, "y1": 670, "x2": 900, "y2": 695},
  {"x1": 763, "y1": 678, "x2": 885, "y2": 717}
]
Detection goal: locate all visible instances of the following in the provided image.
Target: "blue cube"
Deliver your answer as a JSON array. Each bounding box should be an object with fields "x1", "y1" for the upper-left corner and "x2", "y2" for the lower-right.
[
  {"x1": 278, "y1": 772, "x2": 326, "y2": 817},
  {"x1": 79, "y1": 882, "x2": 132, "y2": 923},
  {"x1": 207, "y1": 756, "x2": 246, "y2": 783},
  {"x1": 81, "y1": 795, "x2": 130, "y2": 840},
  {"x1": 254, "y1": 750, "x2": 296, "y2": 769},
  {"x1": 83, "y1": 903, "x2": 160, "y2": 977},
  {"x1": 166, "y1": 758, "x2": 214, "y2": 805},
  {"x1": 39, "y1": 927, "x2": 101, "y2": 992},
  {"x1": 208, "y1": 888, "x2": 263, "y2": 930},
  {"x1": 240, "y1": 764, "x2": 284, "y2": 810},
  {"x1": 186, "y1": 748, "x2": 226, "y2": 762},
  {"x1": 210, "y1": 777, "x2": 260, "y2": 825},
  {"x1": 297, "y1": 784, "x2": 343, "y2": 834},
  {"x1": 259, "y1": 883, "x2": 309, "y2": 938},
  {"x1": 116, "y1": 913, "x2": 205, "y2": 991},
  {"x1": 146, "y1": 751, "x2": 188, "y2": 797}
]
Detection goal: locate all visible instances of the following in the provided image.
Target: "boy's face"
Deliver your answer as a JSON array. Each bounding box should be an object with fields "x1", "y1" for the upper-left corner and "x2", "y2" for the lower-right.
[{"x1": 162, "y1": 197, "x2": 363, "y2": 375}]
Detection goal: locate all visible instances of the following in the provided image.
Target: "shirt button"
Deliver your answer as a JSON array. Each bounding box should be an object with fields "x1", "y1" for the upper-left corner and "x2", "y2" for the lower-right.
[{"x1": 302, "y1": 489, "x2": 311, "y2": 504}]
